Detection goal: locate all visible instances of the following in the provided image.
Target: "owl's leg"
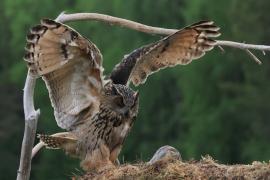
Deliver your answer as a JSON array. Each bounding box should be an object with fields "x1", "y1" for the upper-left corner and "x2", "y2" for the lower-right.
[
  {"x1": 38, "y1": 132, "x2": 78, "y2": 157},
  {"x1": 80, "y1": 142, "x2": 115, "y2": 172},
  {"x1": 110, "y1": 145, "x2": 122, "y2": 165}
]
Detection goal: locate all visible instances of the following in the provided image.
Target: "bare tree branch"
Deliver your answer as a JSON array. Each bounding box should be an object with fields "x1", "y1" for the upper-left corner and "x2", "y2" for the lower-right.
[
  {"x1": 17, "y1": 71, "x2": 40, "y2": 180},
  {"x1": 245, "y1": 49, "x2": 263, "y2": 65},
  {"x1": 216, "y1": 40, "x2": 270, "y2": 51},
  {"x1": 56, "y1": 12, "x2": 270, "y2": 64},
  {"x1": 55, "y1": 12, "x2": 177, "y2": 35},
  {"x1": 216, "y1": 40, "x2": 270, "y2": 64},
  {"x1": 31, "y1": 142, "x2": 44, "y2": 159}
]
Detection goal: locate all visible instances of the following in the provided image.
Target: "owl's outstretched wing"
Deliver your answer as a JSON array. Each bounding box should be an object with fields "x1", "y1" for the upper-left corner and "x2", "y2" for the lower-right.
[
  {"x1": 110, "y1": 21, "x2": 220, "y2": 86},
  {"x1": 24, "y1": 19, "x2": 104, "y2": 130}
]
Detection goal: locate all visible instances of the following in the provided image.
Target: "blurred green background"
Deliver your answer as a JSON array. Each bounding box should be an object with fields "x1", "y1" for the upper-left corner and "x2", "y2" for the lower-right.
[{"x1": 1, "y1": 0, "x2": 270, "y2": 179}]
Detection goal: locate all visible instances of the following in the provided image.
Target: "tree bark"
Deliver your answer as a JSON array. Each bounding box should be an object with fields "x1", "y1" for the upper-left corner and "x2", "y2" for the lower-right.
[{"x1": 17, "y1": 71, "x2": 40, "y2": 180}]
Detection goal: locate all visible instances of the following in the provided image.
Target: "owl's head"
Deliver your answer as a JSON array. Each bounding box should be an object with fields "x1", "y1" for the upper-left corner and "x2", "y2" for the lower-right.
[{"x1": 103, "y1": 83, "x2": 139, "y2": 117}]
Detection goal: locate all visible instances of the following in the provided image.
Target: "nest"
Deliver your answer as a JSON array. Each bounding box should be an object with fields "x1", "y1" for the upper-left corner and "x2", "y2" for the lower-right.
[{"x1": 78, "y1": 156, "x2": 270, "y2": 180}]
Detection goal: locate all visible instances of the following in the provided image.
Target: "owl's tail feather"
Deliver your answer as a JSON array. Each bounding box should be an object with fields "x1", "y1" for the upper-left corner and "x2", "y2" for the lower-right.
[{"x1": 32, "y1": 132, "x2": 78, "y2": 158}]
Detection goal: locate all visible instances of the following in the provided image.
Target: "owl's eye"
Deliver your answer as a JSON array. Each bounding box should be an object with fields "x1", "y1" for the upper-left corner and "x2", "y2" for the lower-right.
[{"x1": 115, "y1": 97, "x2": 125, "y2": 107}]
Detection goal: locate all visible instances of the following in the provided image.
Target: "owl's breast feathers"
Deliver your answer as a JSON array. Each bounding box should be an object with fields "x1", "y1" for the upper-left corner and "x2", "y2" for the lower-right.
[{"x1": 73, "y1": 102, "x2": 136, "y2": 157}]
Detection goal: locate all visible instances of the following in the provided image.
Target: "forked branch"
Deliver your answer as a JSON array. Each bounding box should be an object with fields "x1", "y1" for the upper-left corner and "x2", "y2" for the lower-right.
[{"x1": 56, "y1": 12, "x2": 270, "y2": 64}]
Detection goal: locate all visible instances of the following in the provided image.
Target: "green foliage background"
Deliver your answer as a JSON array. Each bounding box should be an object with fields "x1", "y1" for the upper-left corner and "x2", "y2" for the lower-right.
[{"x1": 0, "y1": 0, "x2": 269, "y2": 179}]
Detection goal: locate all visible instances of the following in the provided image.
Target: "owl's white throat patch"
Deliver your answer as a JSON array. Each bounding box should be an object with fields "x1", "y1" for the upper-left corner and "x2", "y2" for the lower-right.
[{"x1": 120, "y1": 123, "x2": 130, "y2": 137}]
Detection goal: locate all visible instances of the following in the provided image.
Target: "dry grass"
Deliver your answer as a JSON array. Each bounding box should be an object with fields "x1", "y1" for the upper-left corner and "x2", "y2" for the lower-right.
[{"x1": 78, "y1": 156, "x2": 270, "y2": 180}]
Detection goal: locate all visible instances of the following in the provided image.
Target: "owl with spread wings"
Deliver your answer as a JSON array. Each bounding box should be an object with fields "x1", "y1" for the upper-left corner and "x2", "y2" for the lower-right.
[{"x1": 24, "y1": 19, "x2": 220, "y2": 171}]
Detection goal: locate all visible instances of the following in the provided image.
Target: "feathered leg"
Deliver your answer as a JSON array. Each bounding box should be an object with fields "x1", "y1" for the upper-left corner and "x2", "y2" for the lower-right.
[
  {"x1": 80, "y1": 142, "x2": 115, "y2": 172},
  {"x1": 37, "y1": 132, "x2": 78, "y2": 157}
]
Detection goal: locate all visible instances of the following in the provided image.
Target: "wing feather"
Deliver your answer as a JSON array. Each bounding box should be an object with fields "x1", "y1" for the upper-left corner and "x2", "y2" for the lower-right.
[
  {"x1": 24, "y1": 19, "x2": 104, "y2": 130},
  {"x1": 110, "y1": 21, "x2": 220, "y2": 86}
]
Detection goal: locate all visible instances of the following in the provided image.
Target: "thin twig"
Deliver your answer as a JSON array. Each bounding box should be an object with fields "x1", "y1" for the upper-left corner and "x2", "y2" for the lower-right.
[
  {"x1": 56, "y1": 12, "x2": 270, "y2": 64},
  {"x1": 31, "y1": 142, "x2": 45, "y2": 159},
  {"x1": 245, "y1": 49, "x2": 262, "y2": 65},
  {"x1": 218, "y1": 45, "x2": 225, "y2": 54}
]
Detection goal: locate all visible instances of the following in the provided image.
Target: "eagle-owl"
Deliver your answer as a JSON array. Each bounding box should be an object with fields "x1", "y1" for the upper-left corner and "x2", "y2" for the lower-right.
[{"x1": 24, "y1": 19, "x2": 220, "y2": 171}]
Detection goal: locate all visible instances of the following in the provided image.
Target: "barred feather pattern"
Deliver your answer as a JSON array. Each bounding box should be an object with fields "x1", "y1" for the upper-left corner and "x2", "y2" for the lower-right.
[
  {"x1": 129, "y1": 21, "x2": 220, "y2": 85},
  {"x1": 110, "y1": 20, "x2": 221, "y2": 86},
  {"x1": 75, "y1": 93, "x2": 139, "y2": 161},
  {"x1": 38, "y1": 134, "x2": 63, "y2": 149},
  {"x1": 24, "y1": 19, "x2": 104, "y2": 130},
  {"x1": 38, "y1": 134, "x2": 77, "y2": 149}
]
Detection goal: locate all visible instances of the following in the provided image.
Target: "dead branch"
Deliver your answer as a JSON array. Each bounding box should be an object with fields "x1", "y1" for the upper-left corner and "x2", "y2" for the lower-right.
[
  {"x1": 17, "y1": 71, "x2": 40, "y2": 180},
  {"x1": 56, "y1": 12, "x2": 270, "y2": 65},
  {"x1": 55, "y1": 12, "x2": 177, "y2": 35},
  {"x1": 31, "y1": 142, "x2": 44, "y2": 159}
]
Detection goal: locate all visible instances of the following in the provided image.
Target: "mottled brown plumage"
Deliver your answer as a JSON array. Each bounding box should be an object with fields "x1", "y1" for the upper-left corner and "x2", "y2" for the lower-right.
[
  {"x1": 110, "y1": 21, "x2": 220, "y2": 85},
  {"x1": 24, "y1": 19, "x2": 220, "y2": 171}
]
